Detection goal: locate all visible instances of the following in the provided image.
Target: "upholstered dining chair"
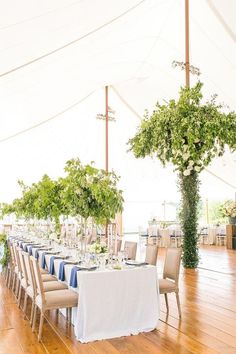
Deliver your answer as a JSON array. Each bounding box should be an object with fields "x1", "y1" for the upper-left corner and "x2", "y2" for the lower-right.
[
  {"x1": 145, "y1": 244, "x2": 158, "y2": 266},
  {"x1": 22, "y1": 251, "x2": 67, "y2": 324},
  {"x1": 9, "y1": 243, "x2": 19, "y2": 294},
  {"x1": 124, "y1": 241, "x2": 137, "y2": 260},
  {"x1": 30, "y1": 256, "x2": 78, "y2": 341},
  {"x1": 159, "y1": 248, "x2": 182, "y2": 318}
]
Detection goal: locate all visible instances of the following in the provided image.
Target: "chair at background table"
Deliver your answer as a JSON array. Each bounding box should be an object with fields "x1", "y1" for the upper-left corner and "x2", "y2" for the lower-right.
[
  {"x1": 30, "y1": 256, "x2": 78, "y2": 341},
  {"x1": 199, "y1": 227, "x2": 209, "y2": 245},
  {"x1": 112, "y1": 239, "x2": 122, "y2": 255},
  {"x1": 216, "y1": 227, "x2": 226, "y2": 246},
  {"x1": 145, "y1": 245, "x2": 158, "y2": 265},
  {"x1": 159, "y1": 248, "x2": 182, "y2": 318},
  {"x1": 124, "y1": 241, "x2": 137, "y2": 260}
]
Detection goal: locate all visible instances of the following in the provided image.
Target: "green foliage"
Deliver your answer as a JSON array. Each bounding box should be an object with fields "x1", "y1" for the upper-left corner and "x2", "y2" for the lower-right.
[
  {"x1": 178, "y1": 172, "x2": 200, "y2": 268},
  {"x1": 0, "y1": 233, "x2": 10, "y2": 268},
  {"x1": 129, "y1": 82, "x2": 236, "y2": 175},
  {"x1": 129, "y1": 82, "x2": 236, "y2": 268},
  {"x1": 60, "y1": 158, "x2": 124, "y2": 225},
  {"x1": 1, "y1": 158, "x2": 124, "y2": 230}
]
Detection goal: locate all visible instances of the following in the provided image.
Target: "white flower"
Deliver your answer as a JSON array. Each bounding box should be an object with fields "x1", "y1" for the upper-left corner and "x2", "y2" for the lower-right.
[
  {"x1": 183, "y1": 169, "x2": 191, "y2": 176},
  {"x1": 183, "y1": 152, "x2": 190, "y2": 161},
  {"x1": 194, "y1": 166, "x2": 201, "y2": 172},
  {"x1": 183, "y1": 145, "x2": 188, "y2": 151},
  {"x1": 194, "y1": 138, "x2": 200, "y2": 143},
  {"x1": 189, "y1": 160, "x2": 194, "y2": 166}
]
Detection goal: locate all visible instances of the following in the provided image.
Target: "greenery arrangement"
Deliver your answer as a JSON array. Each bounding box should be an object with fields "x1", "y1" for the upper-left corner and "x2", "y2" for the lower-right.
[
  {"x1": 0, "y1": 233, "x2": 10, "y2": 268},
  {"x1": 1, "y1": 158, "x2": 124, "y2": 239},
  {"x1": 60, "y1": 158, "x2": 123, "y2": 226},
  {"x1": 220, "y1": 200, "x2": 236, "y2": 218},
  {"x1": 129, "y1": 82, "x2": 236, "y2": 268}
]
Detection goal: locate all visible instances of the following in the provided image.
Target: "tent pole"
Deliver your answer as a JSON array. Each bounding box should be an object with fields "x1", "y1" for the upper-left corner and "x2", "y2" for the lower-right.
[
  {"x1": 105, "y1": 86, "x2": 109, "y2": 240},
  {"x1": 185, "y1": 0, "x2": 190, "y2": 87}
]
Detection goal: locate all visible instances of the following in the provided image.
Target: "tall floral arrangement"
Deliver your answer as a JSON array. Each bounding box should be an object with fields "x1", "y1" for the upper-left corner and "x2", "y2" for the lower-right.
[{"x1": 129, "y1": 82, "x2": 236, "y2": 268}]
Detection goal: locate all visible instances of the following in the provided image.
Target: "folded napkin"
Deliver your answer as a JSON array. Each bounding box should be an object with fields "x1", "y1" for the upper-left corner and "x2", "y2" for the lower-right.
[
  {"x1": 41, "y1": 252, "x2": 46, "y2": 269},
  {"x1": 58, "y1": 261, "x2": 67, "y2": 281},
  {"x1": 23, "y1": 244, "x2": 29, "y2": 252},
  {"x1": 35, "y1": 249, "x2": 39, "y2": 260},
  {"x1": 69, "y1": 266, "x2": 82, "y2": 288},
  {"x1": 28, "y1": 245, "x2": 33, "y2": 256},
  {"x1": 19, "y1": 241, "x2": 24, "y2": 249},
  {"x1": 49, "y1": 256, "x2": 56, "y2": 275}
]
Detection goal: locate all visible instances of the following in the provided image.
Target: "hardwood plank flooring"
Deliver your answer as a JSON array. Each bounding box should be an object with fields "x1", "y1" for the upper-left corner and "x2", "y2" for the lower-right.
[{"x1": 0, "y1": 246, "x2": 236, "y2": 353}]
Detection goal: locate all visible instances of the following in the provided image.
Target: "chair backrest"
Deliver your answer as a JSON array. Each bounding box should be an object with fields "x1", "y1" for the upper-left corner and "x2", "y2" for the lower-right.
[
  {"x1": 30, "y1": 256, "x2": 45, "y2": 303},
  {"x1": 9, "y1": 244, "x2": 16, "y2": 267},
  {"x1": 22, "y1": 251, "x2": 35, "y2": 290},
  {"x1": 163, "y1": 248, "x2": 182, "y2": 285},
  {"x1": 124, "y1": 241, "x2": 137, "y2": 260},
  {"x1": 12, "y1": 243, "x2": 22, "y2": 276},
  {"x1": 145, "y1": 245, "x2": 158, "y2": 266},
  {"x1": 17, "y1": 247, "x2": 27, "y2": 282}
]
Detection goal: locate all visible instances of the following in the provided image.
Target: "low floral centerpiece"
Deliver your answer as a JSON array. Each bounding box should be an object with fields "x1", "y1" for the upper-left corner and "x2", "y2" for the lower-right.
[{"x1": 89, "y1": 239, "x2": 108, "y2": 254}]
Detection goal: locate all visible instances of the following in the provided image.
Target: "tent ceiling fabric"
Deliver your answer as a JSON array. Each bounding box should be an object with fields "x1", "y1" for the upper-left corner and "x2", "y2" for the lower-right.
[{"x1": 0, "y1": 0, "x2": 235, "y2": 226}]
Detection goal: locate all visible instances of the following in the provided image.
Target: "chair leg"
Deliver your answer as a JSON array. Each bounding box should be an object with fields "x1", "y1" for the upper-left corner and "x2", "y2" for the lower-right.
[
  {"x1": 38, "y1": 311, "x2": 44, "y2": 342},
  {"x1": 176, "y1": 291, "x2": 181, "y2": 318},
  {"x1": 68, "y1": 307, "x2": 72, "y2": 324},
  {"x1": 23, "y1": 293, "x2": 28, "y2": 318},
  {"x1": 32, "y1": 304, "x2": 37, "y2": 332},
  {"x1": 17, "y1": 285, "x2": 22, "y2": 308},
  {"x1": 30, "y1": 300, "x2": 35, "y2": 325},
  {"x1": 164, "y1": 293, "x2": 169, "y2": 313},
  {"x1": 12, "y1": 272, "x2": 16, "y2": 292}
]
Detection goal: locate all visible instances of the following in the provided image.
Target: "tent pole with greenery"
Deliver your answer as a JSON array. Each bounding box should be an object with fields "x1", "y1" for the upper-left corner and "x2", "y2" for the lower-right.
[{"x1": 129, "y1": 82, "x2": 236, "y2": 268}]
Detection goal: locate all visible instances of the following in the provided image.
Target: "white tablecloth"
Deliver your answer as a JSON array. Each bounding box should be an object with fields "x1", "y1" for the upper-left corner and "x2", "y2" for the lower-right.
[{"x1": 45, "y1": 255, "x2": 160, "y2": 343}]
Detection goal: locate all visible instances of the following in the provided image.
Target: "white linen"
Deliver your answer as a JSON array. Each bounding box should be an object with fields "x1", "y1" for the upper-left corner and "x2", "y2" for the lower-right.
[
  {"x1": 45, "y1": 255, "x2": 159, "y2": 343},
  {"x1": 75, "y1": 266, "x2": 159, "y2": 343}
]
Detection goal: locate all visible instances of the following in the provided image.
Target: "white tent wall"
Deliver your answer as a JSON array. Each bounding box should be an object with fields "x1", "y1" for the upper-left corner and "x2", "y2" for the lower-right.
[{"x1": 0, "y1": 0, "x2": 235, "y2": 231}]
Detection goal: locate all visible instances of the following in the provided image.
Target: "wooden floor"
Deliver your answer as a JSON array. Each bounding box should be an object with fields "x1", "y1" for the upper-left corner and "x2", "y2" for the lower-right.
[{"x1": 1, "y1": 246, "x2": 236, "y2": 354}]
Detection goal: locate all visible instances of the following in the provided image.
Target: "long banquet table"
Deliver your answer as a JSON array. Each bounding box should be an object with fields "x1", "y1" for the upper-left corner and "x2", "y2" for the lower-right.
[{"x1": 16, "y1": 242, "x2": 160, "y2": 343}]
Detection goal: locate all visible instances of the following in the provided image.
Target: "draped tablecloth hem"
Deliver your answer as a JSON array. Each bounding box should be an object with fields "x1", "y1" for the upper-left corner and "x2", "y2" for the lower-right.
[{"x1": 76, "y1": 322, "x2": 159, "y2": 343}]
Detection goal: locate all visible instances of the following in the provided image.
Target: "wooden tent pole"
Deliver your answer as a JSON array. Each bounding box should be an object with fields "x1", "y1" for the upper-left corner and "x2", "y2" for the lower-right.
[
  {"x1": 185, "y1": 0, "x2": 190, "y2": 87},
  {"x1": 105, "y1": 86, "x2": 109, "y2": 240}
]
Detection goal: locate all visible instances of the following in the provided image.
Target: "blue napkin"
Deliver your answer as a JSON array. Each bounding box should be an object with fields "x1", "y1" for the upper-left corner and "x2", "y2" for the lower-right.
[
  {"x1": 35, "y1": 249, "x2": 39, "y2": 259},
  {"x1": 23, "y1": 244, "x2": 29, "y2": 252},
  {"x1": 28, "y1": 245, "x2": 33, "y2": 256},
  {"x1": 20, "y1": 241, "x2": 24, "y2": 249},
  {"x1": 49, "y1": 256, "x2": 56, "y2": 275},
  {"x1": 41, "y1": 252, "x2": 46, "y2": 269},
  {"x1": 58, "y1": 261, "x2": 67, "y2": 281},
  {"x1": 69, "y1": 266, "x2": 81, "y2": 288}
]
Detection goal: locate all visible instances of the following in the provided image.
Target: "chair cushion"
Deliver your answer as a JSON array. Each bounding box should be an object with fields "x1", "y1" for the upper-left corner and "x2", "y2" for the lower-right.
[
  {"x1": 36, "y1": 289, "x2": 78, "y2": 309},
  {"x1": 43, "y1": 281, "x2": 68, "y2": 292},
  {"x1": 40, "y1": 268, "x2": 48, "y2": 274},
  {"x1": 41, "y1": 274, "x2": 57, "y2": 282},
  {"x1": 159, "y1": 279, "x2": 177, "y2": 293}
]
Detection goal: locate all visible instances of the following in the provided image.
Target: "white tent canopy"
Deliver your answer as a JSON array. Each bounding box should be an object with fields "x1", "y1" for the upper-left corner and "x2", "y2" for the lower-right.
[{"x1": 0, "y1": 0, "x2": 236, "y2": 230}]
